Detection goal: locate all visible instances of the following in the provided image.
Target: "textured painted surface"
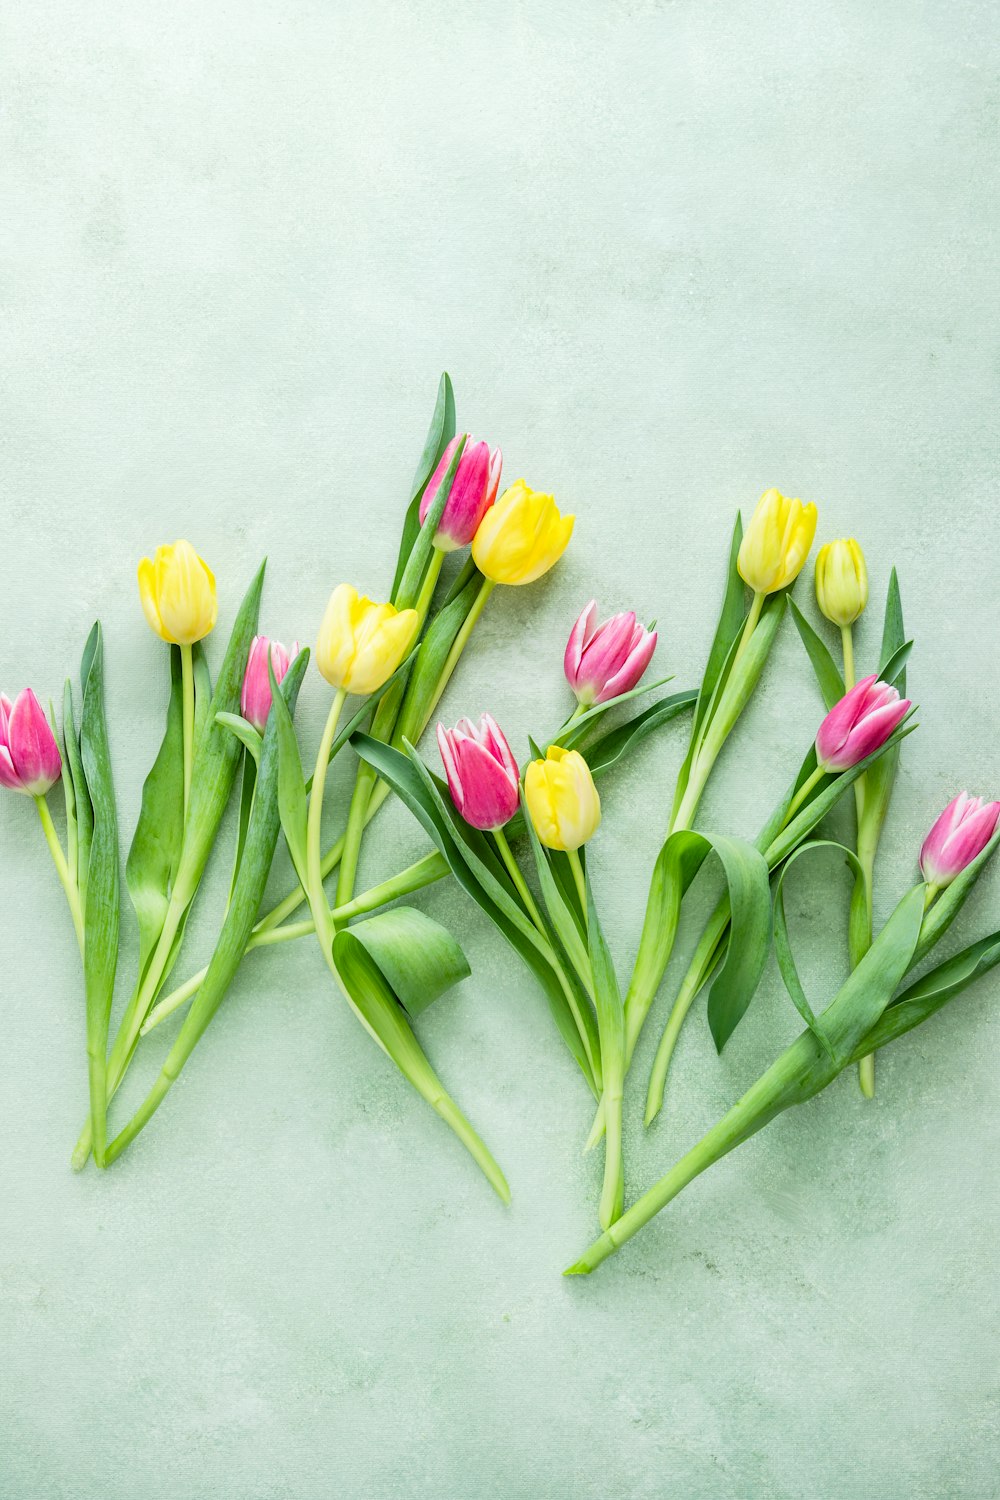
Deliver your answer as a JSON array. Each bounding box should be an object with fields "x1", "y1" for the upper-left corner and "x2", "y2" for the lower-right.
[{"x1": 2, "y1": 3, "x2": 998, "y2": 1496}]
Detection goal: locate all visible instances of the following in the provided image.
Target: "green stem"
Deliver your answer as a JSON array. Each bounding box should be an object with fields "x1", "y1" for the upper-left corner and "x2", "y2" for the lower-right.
[
  {"x1": 413, "y1": 547, "x2": 446, "y2": 624},
  {"x1": 35, "y1": 795, "x2": 84, "y2": 953},
  {"x1": 645, "y1": 916, "x2": 728, "y2": 1126},
  {"x1": 336, "y1": 762, "x2": 373, "y2": 913},
  {"x1": 732, "y1": 589, "x2": 765, "y2": 667},
  {"x1": 306, "y1": 690, "x2": 347, "y2": 951},
  {"x1": 841, "y1": 623, "x2": 856, "y2": 693},
  {"x1": 180, "y1": 643, "x2": 195, "y2": 821},
  {"x1": 493, "y1": 827, "x2": 545, "y2": 931},
  {"x1": 567, "y1": 848, "x2": 588, "y2": 917},
  {"x1": 783, "y1": 763, "x2": 827, "y2": 825}
]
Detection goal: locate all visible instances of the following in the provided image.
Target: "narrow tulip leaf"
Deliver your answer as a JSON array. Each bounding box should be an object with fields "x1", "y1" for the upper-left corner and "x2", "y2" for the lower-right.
[
  {"x1": 910, "y1": 823, "x2": 1000, "y2": 970},
  {"x1": 192, "y1": 641, "x2": 212, "y2": 745},
  {"x1": 518, "y1": 790, "x2": 593, "y2": 990},
  {"x1": 788, "y1": 599, "x2": 845, "y2": 710},
  {"x1": 442, "y1": 553, "x2": 479, "y2": 608},
  {"x1": 392, "y1": 571, "x2": 484, "y2": 746},
  {"x1": 126, "y1": 648, "x2": 185, "y2": 980},
  {"x1": 216, "y1": 712, "x2": 262, "y2": 763},
  {"x1": 228, "y1": 755, "x2": 257, "y2": 901},
  {"x1": 856, "y1": 928, "x2": 1000, "y2": 1058},
  {"x1": 394, "y1": 434, "x2": 466, "y2": 612},
  {"x1": 772, "y1": 839, "x2": 865, "y2": 1055},
  {"x1": 330, "y1": 914, "x2": 509, "y2": 1201},
  {"x1": 879, "y1": 639, "x2": 912, "y2": 689},
  {"x1": 352, "y1": 733, "x2": 600, "y2": 1092},
  {"x1": 391, "y1": 372, "x2": 457, "y2": 602},
  {"x1": 173, "y1": 561, "x2": 265, "y2": 903},
  {"x1": 567, "y1": 689, "x2": 698, "y2": 782},
  {"x1": 879, "y1": 567, "x2": 906, "y2": 688},
  {"x1": 694, "y1": 592, "x2": 786, "y2": 769},
  {"x1": 104, "y1": 652, "x2": 309, "y2": 1163},
  {"x1": 79, "y1": 623, "x2": 120, "y2": 1166},
  {"x1": 61, "y1": 680, "x2": 92, "y2": 897},
  {"x1": 586, "y1": 870, "x2": 626, "y2": 1228},
  {"x1": 550, "y1": 676, "x2": 676, "y2": 752}
]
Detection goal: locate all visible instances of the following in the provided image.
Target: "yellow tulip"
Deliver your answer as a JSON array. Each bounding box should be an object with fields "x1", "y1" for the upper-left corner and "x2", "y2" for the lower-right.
[
  {"x1": 471, "y1": 480, "x2": 574, "y2": 586},
  {"x1": 316, "y1": 584, "x2": 418, "y2": 695},
  {"x1": 524, "y1": 745, "x2": 601, "y2": 852},
  {"x1": 737, "y1": 489, "x2": 818, "y2": 595},
  {"x1": 137, "y1": 539, "x2": 218, "y2": 645},
  {"x1": 815, "y1": 537, "x2": 868, "y2": 627}
]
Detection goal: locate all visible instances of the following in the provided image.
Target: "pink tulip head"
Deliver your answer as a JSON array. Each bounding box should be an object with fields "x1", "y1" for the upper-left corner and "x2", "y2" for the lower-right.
[
  {"x1": 241, "y1": 636, "x2": 299, "y2": 734},
  {"x1": 815, "y1": 675, "x2": 910, "y2": 774},
  {"x1": 437, "y1": 713, "x2": 520, "y2": 832},
  {"x1": 564, "y1": 600, "x2": 658, "y2": 707},
  {"x1": 419, "y1": 435, "x2": 503, "y2": 552},
  {"x1": 919, "y1": 792, "x2": 1000, "y2": 889},
  {"x1": 0, "y1": 689, "x2": 62, "y2": 797}
]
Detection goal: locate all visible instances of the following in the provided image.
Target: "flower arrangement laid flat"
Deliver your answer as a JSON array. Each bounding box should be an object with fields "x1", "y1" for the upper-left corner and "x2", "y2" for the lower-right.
[{"x1": 4, "y1": 373, "x2": 999, "y2": 1277}]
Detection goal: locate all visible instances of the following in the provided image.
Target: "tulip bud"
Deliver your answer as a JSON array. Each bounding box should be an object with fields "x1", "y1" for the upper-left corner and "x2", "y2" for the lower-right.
[
  {"x1": 419, "y1": 435, "x2": 503, "y2": 552},
  {"x1": 815, "y1": 538, "x2": 868, "y2": 627},
  {"x1": 471, "y1": 481, "x2": 574, "y2": 586},
  {"x1": 524, "y1": 745, "x2": 601, "y2": 852},
  {"x1": 316, "y1": 584, "x2": 418, "y2": 696},
  {"x1": 815, "y1": 675, "x2": 910, "y2": 773},
  {"x1": 437, "y1": 714, "x2": 520, "y2": 831},
  {"x1": 137, "y1": 540, "x2": 218, "y2": 646},
  {"x1": 919, "y1": 792, "x2": 1000, "y2": 889},
  {"x1": 241, "y1": 636, "x2": 299, "y2": 734},
  {"x1": 737, "y1": 489, "x2": 818, "y2": 595},
  {"x1": 0, "y1": 689, "x2": 62, "y2": 796},
  {"x1": 564, "y1": 600, "x2": 658, "y2": 707}
]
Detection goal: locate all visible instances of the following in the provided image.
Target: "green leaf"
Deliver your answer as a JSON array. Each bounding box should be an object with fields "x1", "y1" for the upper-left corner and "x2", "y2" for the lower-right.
[
  {"x1": 771, "y1": 839, "x2": 865, "y2": 1054},
  {"x1": 570, "y1": 689, "x2": 697, "y2": 781},
  {"x1": 392, "y1": 570, "x2": 485, "y2": 746},
  {"x1": 789, "y1": 599, "x2": 845, "y2": 709},
  {"x1": 79, "y1": 623, "x2": 120, "y2": 1165},
  {"x1": 271, "y1": 664, "x2": 310, "y2": 894},
  {"x1": 337, "y1": 906, "x2": 470, "y2": 1018},
  {"x1": 694, "y1": 592, "x2": 786, "y2": 770},
  {"x1": 228, "y1": 755, "x2": 257, "y2": 902},
  {"x1": 856, "y1": 928, "x2": 1000, "y2": 1058},
  {"x1": 126, "y1": 649, "x2": 185, "y2": 980},
  {"x1": 586, "y1": 870, "x2": 626, "y2": 1228},
  {"x1": 391, "y1": 373, "x2": 457, "y2": 602},
  {"x1": 352, "y1": 733, "x2": 600, "y2": 1092},
  {"x1": 216, "y1": 712, "x2": 262, "y2": 763},
  {"x1": 61, "y1": 679, "x2": 92, "y2": 897},
  {"x1": 879, "y1": 568, "x2": 906, "y2": 687},
  {"x1": 394, "y1": 433, "x2": 466, "y2": 611},
  {"x1": 548, "y1": 676, "x2": 676, "y2": 752},
  {"x1": 518, "y1": 790, "x2": 593, "y2": 991},
  {"x1": 910, "y1": 823, "x2": 1000, "y2": 969}
]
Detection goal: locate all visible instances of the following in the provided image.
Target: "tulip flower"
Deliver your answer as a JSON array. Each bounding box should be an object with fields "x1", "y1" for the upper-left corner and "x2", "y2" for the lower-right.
[
  {"x1": 137, "y1": 540, "x2": 218, "y2": 646},
  {"x1": 737, "y1": 489, "x2": 818, "y2": 597},
  {"x1": 815, "y1": 538, "x2": 868, "y2": 629},
  {"x1": 525, "y1": 745, "x2": 601, "y2": 853},
  {"x1": 564, "y1": 601, "x2": 658, "y2": 708},
  {"x1": 471, "y1": 481, "x2": 574, "y2": 586},
  {"x1": 419, "y1": 435, "x2": 502, "y2": 551},
  {"x1": 0, "y1": 689, "x2": 62, "y2": 796},
  {"x1": 815, "y1": 675, "x2": 910, "y2": 774},
  {"x1": 437, "y1": 715, "x2": 519, "y2": 832},
  {"x1": 241, "y1": 636, "x2": 299, "y2": 734},
  {"x1": 316, "y1": 584, "x2": 419, "y2": 697},
  {"x1": 919, "y1": 792, "x2": 1000, "y2": 891}
]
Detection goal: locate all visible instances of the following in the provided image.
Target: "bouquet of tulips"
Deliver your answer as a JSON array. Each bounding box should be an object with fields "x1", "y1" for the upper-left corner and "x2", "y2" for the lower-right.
[{"x1": 5, "y1": 374, "x2": 998, "y2": 1281}]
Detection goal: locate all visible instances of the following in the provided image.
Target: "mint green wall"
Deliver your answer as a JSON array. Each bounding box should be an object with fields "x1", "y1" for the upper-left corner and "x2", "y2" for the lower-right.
[{"x1": 2, "y1": 3, "x2": 997, "y2": 1496}]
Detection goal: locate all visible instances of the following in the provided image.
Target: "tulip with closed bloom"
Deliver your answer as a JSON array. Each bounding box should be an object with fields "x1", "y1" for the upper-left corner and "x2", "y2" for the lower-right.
[
  {"x1": 738, "y1": 489, "x2": 818, "y2": 598},
  {"x1": 564, "y1": 601, "x2": 658, "y2": 708},
  {"x1": 815, "y1": 538, "x2": 868, "y2": 630},
  {"x1": 437, "y1": 715, "x2": 519, "y2": 832},
  {"x1": 920, "y1": 792, "x2": 1000, "y2": 893},
  {"x1": 0, "y1": 689, "x2": 62, "y2": 796},
  {"x1": 241, "y1": 636, "x2": 299, "y2": 734},
  {"x1": 420, "y1": 435, "x2": 502, "y2": 552},
  {"x1": 815, "y1": 675, "x2": 910, "y2": 774},
  {"x1": 316, "y1": 584, "x2": 418, "y2": 697},
  {"x1": 525, "y1": 746, "x2": 601, "y2": 854},
  {"x1": 472, "y1": 481, "x2": 574, "y2": 587}
]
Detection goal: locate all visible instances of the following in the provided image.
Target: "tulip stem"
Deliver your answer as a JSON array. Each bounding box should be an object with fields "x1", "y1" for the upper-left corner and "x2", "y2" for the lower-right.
[
  {"x1": 493, "y1": 827, "x2": 545, "y2": 930},
  {"x1": 180, "y1": 643, "x2": 195, "y2": 820},
  {"x1": 307, "y1": 690, "x2": 347, "y2": 950},
  {"x1": 413, "y1": 548, "x2": 446, "y2": 624},
  {"x1": 783, "y1": 763, "x2": 827, "y2": 825},
  {"x1": 840, "y1": 625, "x2": 856, "y2": 693},
  {"x1": 568, "y1": 848, "x2": 588, "y2": 917},
  {"x1": 35, "y1": 794, "x2": 84, "y2": 954},
  {"x1": 732, "y1": 590, "x2": 765, "y2": 667},
  {"x1": 421, "y1": 577, "x2": 495, "y2": 728}
]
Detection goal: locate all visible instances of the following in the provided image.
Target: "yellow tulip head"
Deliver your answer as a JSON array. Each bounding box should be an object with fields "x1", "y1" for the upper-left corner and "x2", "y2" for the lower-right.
[
  {"x1": 316, "y1": 584, "x2": 418, "y2": 695},
  {"x1": 815, "y1": 537, "x2": 868, "y2": 627},
  {"x1": 737, "y1": 489, "x2": 818, "y2": 595},
  {"x1": 138, "y1": 540, "x2": 218, "y2": 645},
  {"x1": 471, "y1": 480, "x2": 574, "y2": 586},
  {"x1": 524, "y1": 744, "x2": 601, "y2": 852}
]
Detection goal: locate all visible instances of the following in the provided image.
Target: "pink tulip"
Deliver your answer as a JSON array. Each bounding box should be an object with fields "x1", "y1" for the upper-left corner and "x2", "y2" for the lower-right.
[
  {"x1": 564, "y1": 600, "x2": 658, "y2": 707},
  {"x1": 437, "y1": 714, "x2": 520, "y2": 831},
  {"x1": 0, "y1": 689, "x2": 62, "y2": 796},
  {"x1": 241, "y1": 636, "x2": 299, "y2": 734},
  {"x1": 815, "y1": 675, "x2": 910, "y2": 773},
  {"x1": 919, "y1": 792, "x2": 1000, "y2": 888},
  {"x1": 419, "y1": 435, "x2": 503, "y2": 551}
]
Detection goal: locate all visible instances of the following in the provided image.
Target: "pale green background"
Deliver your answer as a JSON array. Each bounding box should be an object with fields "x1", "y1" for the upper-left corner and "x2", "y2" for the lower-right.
[{"x1": 2, "y1": 2, "x2": 998, "y2": 1496}]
